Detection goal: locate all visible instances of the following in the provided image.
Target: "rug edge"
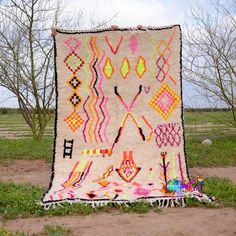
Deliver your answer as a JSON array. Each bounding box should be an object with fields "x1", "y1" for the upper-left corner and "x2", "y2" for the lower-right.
[{"x1": 53, "y1": 24, "x2": 181, "y2": 34}]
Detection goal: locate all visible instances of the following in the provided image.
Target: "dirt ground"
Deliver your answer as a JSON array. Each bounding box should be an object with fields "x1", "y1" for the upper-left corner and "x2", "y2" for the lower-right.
[
  {"x1": 0, "y1": 208, "x2": 236, "y2": 236},
  {"x1": 1, "y1": 160, "x2": 236, "y2": 236},
  {"x1": 0, "y1": 160, "x2": 50, "y2": 187}
]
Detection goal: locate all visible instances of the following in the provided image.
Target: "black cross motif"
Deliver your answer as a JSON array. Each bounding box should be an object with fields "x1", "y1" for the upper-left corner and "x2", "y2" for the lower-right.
[
  {"x1": 69, "y1": 93, "x2": 81, "y2": 107},
  {"x1": 69, "y1": 76, "x2": 81, "y2": 90}
]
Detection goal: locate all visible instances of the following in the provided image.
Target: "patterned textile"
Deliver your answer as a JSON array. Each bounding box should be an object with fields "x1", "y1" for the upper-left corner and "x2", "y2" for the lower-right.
[{"x1": 42, "y1": 25, "x2": 191, "y2": 208}]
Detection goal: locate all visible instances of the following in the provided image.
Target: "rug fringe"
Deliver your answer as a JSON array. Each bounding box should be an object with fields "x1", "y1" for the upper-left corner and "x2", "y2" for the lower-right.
[
  {"x1": 40, "y1": 196, "x2": 189, "y2": 210},
  {"x1": 40, "y1": 191, "x2": 215, "y2": 210}
]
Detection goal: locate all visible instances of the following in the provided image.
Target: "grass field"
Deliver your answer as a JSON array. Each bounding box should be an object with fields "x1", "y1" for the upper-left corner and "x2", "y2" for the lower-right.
[{"x1": 0, "y1": 111, "x2": 235, "y2": 167}]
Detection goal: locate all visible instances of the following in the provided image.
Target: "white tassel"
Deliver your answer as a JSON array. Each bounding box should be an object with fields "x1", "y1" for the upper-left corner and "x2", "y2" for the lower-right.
[
  {"x1": 174, "y1": 198, "x2": 180, "y2": 206},
  {"x1": 44, "y1": 204, "x2": 51, "y2": 210},
  {"x1": 165, "y1": 199, "x2": 169, "y2": 208}
]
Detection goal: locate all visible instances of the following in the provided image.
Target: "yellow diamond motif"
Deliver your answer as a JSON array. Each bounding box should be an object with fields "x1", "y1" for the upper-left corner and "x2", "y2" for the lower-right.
[
  {"x1": 120, "y1": 57, "x2": 130, "y2": 79},
  {"x1": 103, "y1": 57, "x2": 114, "y2": 80},
  {"x1": 135, "y1": 56, "x2": 146, "y2": 78}
]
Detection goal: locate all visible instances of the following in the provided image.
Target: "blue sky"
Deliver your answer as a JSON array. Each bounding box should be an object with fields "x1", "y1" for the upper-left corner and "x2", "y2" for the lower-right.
[{"x1": 0, "y1": 0, "x2": 204, "y2": 108}]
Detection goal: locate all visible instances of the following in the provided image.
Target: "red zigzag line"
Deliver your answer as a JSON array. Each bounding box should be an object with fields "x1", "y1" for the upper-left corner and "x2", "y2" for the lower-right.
[
  {"x1": 103, "y1": 97, "x2": 110, "y2": 143},
  {"x1": 98, "y1": 96, "x2": 105, "y2": 143},
  {"x1": 93, "y1": 96, "x2": 100, "y2": 143}
]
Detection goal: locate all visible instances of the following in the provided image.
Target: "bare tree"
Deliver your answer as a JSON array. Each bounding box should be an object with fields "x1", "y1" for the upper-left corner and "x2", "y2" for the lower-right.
[
  {"x1": 183, "y1": 0, "x2": 236, "y2": 127},
  {"x1": 0, "y1": 0, "x2": 117, "y2": 139}
]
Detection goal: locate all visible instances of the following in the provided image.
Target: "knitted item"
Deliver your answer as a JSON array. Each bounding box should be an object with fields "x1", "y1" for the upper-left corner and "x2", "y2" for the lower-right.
[{"x1": 42, "y1": 25, "x2": 195, "y2": 208}]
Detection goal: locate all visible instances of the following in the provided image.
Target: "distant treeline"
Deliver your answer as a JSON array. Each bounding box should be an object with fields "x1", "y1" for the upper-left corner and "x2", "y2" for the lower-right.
[
  {"x1": 184, "y1": 108, "x2": 232, "y2": 112},
  {"x1": 0, "y1": 107, "x2": 232, "y2": 115},
  {"x1": 0, "y1": 108, "x2": 55, "y2": 114}
]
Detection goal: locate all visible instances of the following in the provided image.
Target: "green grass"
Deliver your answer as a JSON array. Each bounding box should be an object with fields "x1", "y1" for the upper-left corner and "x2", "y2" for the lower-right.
[
  {"x1": 0, "y1": 181, "x2": 109, "y2": 220},
  {"x1": 186, "y1": 177, "x2": 236, "y2": 208},
  {"x1": 184, "y1": 111, "x2": 234, "y2": 125},
  {"x1": 0, "y1": 225, "x2": 72, "y2": 236},
  {"x1": 118, "y1": 201, "x2": 151, "y2": 214},
  {"x1": 0, "y1": 177, "x2": 235, "y2": 220},
  {"x1": 0, "y1": 114, "x2": 54, "y2": 126},
  {"x1": 0, "y1": 139, "x2": 53, "y2": 164},
  {"x1": 0, "y1": 228, "x2": 26, "y2": 236},
  {"x1": 39, "y1": 225, "x2": 72, "y2": 236},
  {"x1": 186, "y1": 130, "x2": 236, "y2": 167}
]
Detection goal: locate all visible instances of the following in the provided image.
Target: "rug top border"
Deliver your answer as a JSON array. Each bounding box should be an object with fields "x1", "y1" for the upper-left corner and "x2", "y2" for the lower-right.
[{"x1": 52, "y1": 24, "x2": 180, "y2": 35}]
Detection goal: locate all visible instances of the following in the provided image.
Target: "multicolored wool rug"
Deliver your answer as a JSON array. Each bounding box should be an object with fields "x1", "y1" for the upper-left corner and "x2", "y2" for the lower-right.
[{"x1": 42, "y1": 25, "x2": 211, "y2": 208}]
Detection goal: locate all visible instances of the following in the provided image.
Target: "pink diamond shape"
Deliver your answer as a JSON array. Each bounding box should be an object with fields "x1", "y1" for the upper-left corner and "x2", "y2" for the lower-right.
[
  {"x1": 156, "y1": 57, "x2": 171, "y2": 82},
  {"x1": 154, "y1": 90, "x2": 175, "y2": 113},
  {"x1": 65, "y1": 38, "x2": 81, "y2": 52}
]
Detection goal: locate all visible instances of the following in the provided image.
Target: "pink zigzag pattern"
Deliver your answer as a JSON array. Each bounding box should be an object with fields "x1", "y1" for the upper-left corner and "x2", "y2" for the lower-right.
[
  {"x1": 97, "y1": 50, "x2": 110, "y2": 143},
  {"x1": 97, "y1": 51, "x2": 107, "y2": 143},
  {"x1": 82, "y1": 95, "x2": 90, "y2": 143},
  {"x1": 103, "y1": 97, "x2": 110, "y2": 143},
  {"x1": 98, "y1": 96, "x2": 105, "y2": 143},
  {"x1": 93, "y1": 96, "x2": 100, "y2": 143},
  {"x1": 178, "y1": 152, "x2": 184, "y2": 181},
  {"x1": 87, "y1": 37, "x2": 96, "y2": 142},
  {"x1": 97, "y1": 51, "x2": 105, "y2": 96}
]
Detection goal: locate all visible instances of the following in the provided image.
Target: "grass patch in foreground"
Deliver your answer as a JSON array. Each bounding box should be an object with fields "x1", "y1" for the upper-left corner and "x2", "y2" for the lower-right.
[
  {"x1": 0, "y1": 177, "x2": 235, "y2": 220},
  {"x1": 0, "y1": 225, "x2": 72, "y2": 236},
  {"x1": 0, "y1": 138, "x2": 52, "y2": 164},
  {"x1": 0, "y1": 182, "x2": 109, "y2": 220},
  {"x1": 186, "y1": 177, "x2": 236, "y2": 208},
  {"x1": 186, "y1": 131, "x2": 236, "y2": 167}
]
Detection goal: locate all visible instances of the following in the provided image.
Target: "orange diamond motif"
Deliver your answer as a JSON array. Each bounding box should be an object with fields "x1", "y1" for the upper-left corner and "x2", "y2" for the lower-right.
[
  {"x1": 103, "y1": 57, "x2": 114, "y2": 80},
  {"x1": 148, "y1": 83, "x2": 180, "y2": 120},
  {"x1": 64, "y1": 110, "x2": 84, "y2": 132}
]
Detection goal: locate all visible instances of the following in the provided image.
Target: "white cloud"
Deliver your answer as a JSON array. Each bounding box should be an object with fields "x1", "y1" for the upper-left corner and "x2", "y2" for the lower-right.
[{"x1": 64, "y1": 0, "x2": 188, "y2": 28}]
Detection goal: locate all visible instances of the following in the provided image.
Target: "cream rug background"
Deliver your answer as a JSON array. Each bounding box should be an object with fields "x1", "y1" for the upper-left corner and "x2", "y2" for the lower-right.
[{"x1": 42, "y1": 25, "x2": 190, "y2": 207}]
